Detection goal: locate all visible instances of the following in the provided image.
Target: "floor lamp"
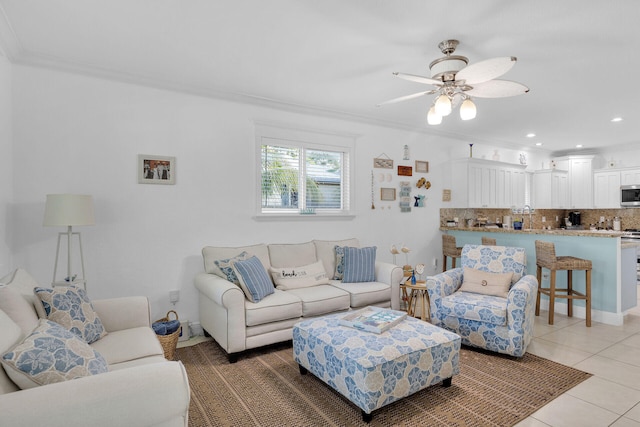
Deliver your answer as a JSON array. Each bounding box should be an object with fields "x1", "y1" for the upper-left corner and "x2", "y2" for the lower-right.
[{"x1": 43, "y1": 194, "x2": 95, "y2": 289}]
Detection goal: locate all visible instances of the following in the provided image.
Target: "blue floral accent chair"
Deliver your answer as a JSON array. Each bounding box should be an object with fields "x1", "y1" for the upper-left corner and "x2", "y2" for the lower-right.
[{"x1": 427, "y1": 244, "x2": 538, "y2": 357}]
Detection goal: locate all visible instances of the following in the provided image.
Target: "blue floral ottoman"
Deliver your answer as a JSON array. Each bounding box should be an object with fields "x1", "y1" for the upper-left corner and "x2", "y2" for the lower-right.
[{"x1": 293, "y1": 313, "x2": 461, "y2": 422}]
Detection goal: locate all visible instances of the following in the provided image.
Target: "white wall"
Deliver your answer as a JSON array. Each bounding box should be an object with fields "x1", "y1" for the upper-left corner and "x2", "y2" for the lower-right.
[
  {"x1": 11, "y1": 64, "x2": 486, "y2": 323},
  {"x1": 0, "y1": 52, "x2": 12, "y2": 272}
]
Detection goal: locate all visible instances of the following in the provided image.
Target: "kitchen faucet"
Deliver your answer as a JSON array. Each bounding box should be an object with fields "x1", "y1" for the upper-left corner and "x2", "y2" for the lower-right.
[{"x1": 523, "y1": 205, "x2": 533, "y2": 230}]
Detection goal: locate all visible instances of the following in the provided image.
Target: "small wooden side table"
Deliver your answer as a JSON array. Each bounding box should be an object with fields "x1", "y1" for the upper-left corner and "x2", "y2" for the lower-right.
[{"x1": 401, "y1": 280, "x2": 431, "y2": 322}]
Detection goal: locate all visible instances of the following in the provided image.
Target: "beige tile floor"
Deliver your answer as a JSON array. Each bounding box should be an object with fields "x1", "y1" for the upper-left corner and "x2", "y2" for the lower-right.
[
  {"x1": 177, "y1": 286, "x2": 640, "y2": 427},
  {"x1": 516, "y1": 284, "x2": 640, "y2": 427}
]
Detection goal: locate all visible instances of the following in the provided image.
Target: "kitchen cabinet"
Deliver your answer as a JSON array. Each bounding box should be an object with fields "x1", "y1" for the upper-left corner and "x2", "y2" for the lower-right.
[
  {"x1": 450, "y1": 158, "x2": 526, "y2": 208},
  {"x1": 621, "y1": 168, "x2": 640, "y2": 185},
  {"x1": 593, "y1": 170, "x2": 621, "y2": 208},
  {"x1": 553, "y1": 155, "x2": 594, "y2": 209},
  {"x1": 533, "y1": 170, "x2": 569, "y2": 208}
]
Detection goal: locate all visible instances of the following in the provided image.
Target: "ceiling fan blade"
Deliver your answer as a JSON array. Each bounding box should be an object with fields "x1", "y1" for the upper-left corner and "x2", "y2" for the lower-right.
[
  {"x1": 376, "y1": 90, "x2": 435, "y2": 106},
  {"x1": 456, "y1": 57, "x2": 517, "y2": 85},
  {"x1": 393, "y1": 72, "x2": 441, "y2": 86},
  {"x1": 465, "y1": 80, "x2": 529, "y2": 98}
]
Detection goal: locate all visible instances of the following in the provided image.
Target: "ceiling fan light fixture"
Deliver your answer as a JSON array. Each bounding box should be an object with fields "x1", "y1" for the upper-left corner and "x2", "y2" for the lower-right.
[
  {"x1": 459, "y1": 98, "x2": 476, "y2": 120},
  {"x1": 435, "y1": 94, "x2": 452, "y2": 116},
  {"x1": 427, "y1": 106, "x2": 442, "y2": 125}
]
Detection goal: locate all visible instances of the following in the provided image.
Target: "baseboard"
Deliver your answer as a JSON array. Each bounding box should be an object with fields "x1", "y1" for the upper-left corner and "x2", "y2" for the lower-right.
[{"x1": 537, "y1": 300, "x2": 623, "y2": 326}]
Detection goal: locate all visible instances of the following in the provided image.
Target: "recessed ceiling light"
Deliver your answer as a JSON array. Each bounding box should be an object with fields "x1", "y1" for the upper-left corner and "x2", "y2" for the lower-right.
[
  {"x1": 576, "y1": 144, "x2": 583, "y2": 148},
  {"x1": 611, "y1": 117, "x2": 623, "y2": 122},
  {"x1": 535, "y1": 142, "x2": 543, "y2": 146},
  {"x1": 526, "y1": 133, "x2": 536, "y2": 138}
]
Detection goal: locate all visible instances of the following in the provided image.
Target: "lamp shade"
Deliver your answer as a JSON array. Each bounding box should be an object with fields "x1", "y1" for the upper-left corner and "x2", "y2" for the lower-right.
[{"x1": 43, "y1": 194, "x2": 95, "y2": 227}]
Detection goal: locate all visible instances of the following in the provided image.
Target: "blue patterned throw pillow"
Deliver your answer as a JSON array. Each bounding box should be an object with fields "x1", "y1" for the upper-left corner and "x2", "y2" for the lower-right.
[
  {"x1": 333, "y1": 246, "x2": 347, "y2": 280},
  {"x1": 342, "y1": 246, "x2": 377, "y2": 283},
  {"x1": 1, "y1": 319, "x2": 108, "y2": 389},
  {"x1": 214, "y1": 251, "x2": 250, "y2": 284},
  {"x1": 232, "y1": 256, "x2": 275, "y2": 303},
  {"x1": 34, "y1": 286, "x2": 107, "y2": 344}
]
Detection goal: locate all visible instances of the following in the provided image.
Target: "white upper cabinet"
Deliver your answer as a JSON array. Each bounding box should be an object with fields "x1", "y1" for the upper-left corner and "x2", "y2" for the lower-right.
[
  {"x1": 593, "y1": 170, "x2": 621, "y2": 208},
  {"x1": 451, "y1": 158, "x2": 527, "y2": 208},
  {"x1": 621, "y1": 168, "x2": 640, "y2": 185},
  {"x1": 553, "y1": 155, "x2": 594, "y2": 209},
  {"x1": 533, "y1": 170, "x2": 569, "y2": 208}
]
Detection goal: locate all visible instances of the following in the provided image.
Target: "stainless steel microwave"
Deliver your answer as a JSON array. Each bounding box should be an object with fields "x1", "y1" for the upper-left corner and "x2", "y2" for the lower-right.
[{"x1": 621, "y1": 185, "x2": 640, "y2": 207}]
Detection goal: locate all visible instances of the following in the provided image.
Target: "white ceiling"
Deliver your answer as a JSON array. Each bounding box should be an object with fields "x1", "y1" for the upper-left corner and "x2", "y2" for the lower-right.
[{"x1": 0, "y1": 0, "x2": 639, "y2": 155}]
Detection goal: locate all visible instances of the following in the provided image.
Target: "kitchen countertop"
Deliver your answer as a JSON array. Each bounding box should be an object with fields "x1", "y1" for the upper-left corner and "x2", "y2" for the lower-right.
[{"x1": 440, "y1": 226, "x2": 625, "y2": 238}]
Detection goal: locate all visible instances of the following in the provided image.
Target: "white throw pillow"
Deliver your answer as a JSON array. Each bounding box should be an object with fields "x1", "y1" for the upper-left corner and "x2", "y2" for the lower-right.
[
  {"x1": 460, "y1": 268, "x2": 513, "y2": 298},
  {"x1": 269, "y1": 260, "x2": 329, "y2": 290},
  {"x1": 0, "y1": 285, "x2": 39, "y2": 336}
]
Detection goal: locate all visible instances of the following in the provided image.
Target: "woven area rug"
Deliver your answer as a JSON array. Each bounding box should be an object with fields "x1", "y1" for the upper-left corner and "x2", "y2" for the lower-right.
[{"x1": 175, "y1": 340, "x2": 591, "y2": 427}]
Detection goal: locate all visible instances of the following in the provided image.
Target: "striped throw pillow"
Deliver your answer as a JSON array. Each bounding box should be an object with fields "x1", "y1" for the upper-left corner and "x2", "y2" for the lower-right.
[
  {"x1": 342, "y1": 246, "x2": 377, "y2": 283},
  {"x1": 232, "y1": 256, "x2": 275, "y2": 303}
]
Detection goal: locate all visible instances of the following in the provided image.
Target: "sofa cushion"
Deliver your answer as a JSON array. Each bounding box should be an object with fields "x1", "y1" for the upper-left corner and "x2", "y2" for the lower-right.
[
  {"x1": 245, "y1": 290, "x2": 303, "y2": 327},
  {"x1": 1, "y1": 319, "x2": 108, "y2": 389},
  {"x1": 313, "y1": 238, "x2": 359, "y2": 280},
  {"x1": 0, "y1": 285, "x2": 39, "y2": 335},
  {"x1": 1, "y1": 268, "x2": 43, "y2": 318},
  {"x1": 286, "y1": 285, "x2": 350, "y2": 317},
  {"x1": 441, "y1": 292, "x2": 508, "y2": 326},
  {"x1": 34, "y1": 286, "x2": 107, "y2": 344},
  {"x1": 90, "y1": 327, "x2": 164, "y2": 365},
  {"x1": 460, "y1": 268, "x2": 513, "y2": 298},
  {"x1": 269, "y1": 260, "x2": 329, "y2": 290},
  {"x1": 342, "y1": 246, "x2": 377, "y2": 283},
  {"x1": 0, "y1": 309, "x2": 22, "y2": 393},
  {"x1": 268, "y1": 242, "x2": 317, "y2": 268},
  {"x1": 202, "y1": 244, "x2": 271, "y2": 278},
  {"x1": 329, "y1": 280, "x2": 391, "y2": 308},
  {"x1": 213, "y1": 251, "x2": 250, "y2": 285},
  {"x1": 232, "y1": 256, "x2": 275, "y2": 303}
]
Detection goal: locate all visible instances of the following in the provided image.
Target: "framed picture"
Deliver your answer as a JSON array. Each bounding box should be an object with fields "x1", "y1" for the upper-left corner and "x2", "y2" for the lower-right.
[
  {"x1": 380, "y1": 188, "x2": 396, "y2": 201},
  {"x1": 397, "y1": 165, "x2": 412, "y2": 176},
  {"x1": 415, "y1": 160, "x2": 429, "y2": 173},
  {"x1": 374, "y1": 157, "x2": 394, "y2": 169},
  {"x1": 138, "y1": 154, "x2": 176, "y2": 185}
]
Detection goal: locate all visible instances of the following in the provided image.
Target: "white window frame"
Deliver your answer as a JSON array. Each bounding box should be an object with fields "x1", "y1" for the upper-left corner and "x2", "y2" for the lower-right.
[{"x1": 254, "y1": 121, "x2": 356, "y2": 220}]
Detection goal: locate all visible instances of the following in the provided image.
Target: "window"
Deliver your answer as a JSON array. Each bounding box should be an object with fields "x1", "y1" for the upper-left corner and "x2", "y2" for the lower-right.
[{"x1": 256, "y1": 123, "x2": 354, "y2": 217}]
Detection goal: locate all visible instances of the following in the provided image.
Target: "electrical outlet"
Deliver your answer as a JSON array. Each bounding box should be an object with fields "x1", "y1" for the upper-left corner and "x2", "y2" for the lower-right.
[
  {"x1": 169, "y1": 290, "x2": 180, "y2": 304},
  {"x1": 541, "y1": 216, "x2": 546, "y2": 222}
]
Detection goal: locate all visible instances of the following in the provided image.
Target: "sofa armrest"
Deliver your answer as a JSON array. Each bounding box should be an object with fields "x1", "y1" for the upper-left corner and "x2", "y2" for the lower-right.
[
  {"x1": 92, "y1": 296, "x2": 151, "y2": 332},
  {"x1": 194, "y1": 272, "x2": 243, "y2": 307},
  {"x1": 375, "y1": 262, "x2": 403, "y2": 310},
  {"x1": 425, "y1": 268, "x2": 463, "y2": 322},
  {"x1": 0, "y1": 361, "x2": 190, "y2": 427}
]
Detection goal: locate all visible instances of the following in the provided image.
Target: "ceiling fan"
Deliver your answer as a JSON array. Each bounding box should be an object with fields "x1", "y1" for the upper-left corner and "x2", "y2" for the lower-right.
[{"x1": 378, "y1": 39, "x2": 529, "y2": 125}]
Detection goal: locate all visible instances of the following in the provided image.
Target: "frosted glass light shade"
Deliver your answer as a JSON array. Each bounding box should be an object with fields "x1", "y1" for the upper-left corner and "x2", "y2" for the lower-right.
[
  {"x1": 460, "y1": 98, "x2": 477, "y2": 120},
  {"x1": 435, "y1": 94, "x2": 452, "y2": 116},
  {"x1": 427, "y1": 106, "x2": 442, "y2": 125},
  {"x1": 43, "y1": 194, "x2": 95, "y2": 227}
]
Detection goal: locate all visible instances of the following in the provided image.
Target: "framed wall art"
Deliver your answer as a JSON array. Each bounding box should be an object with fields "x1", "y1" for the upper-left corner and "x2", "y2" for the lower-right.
[
  {"x1": 397, "y1": 165, "x2": 412, "y2": 176},
  {"x1": 380, "y1": 188, "x2": 396, "y2": 201},
  {"x1": 415, "y1": 160, "x2": 429, "y2": 173},
  {"x1": 138, "y1": 154, "x2": 176, "y2": 185},
  {"x1": 373, "y1": 156, "x2": 393, "y2": 169}
]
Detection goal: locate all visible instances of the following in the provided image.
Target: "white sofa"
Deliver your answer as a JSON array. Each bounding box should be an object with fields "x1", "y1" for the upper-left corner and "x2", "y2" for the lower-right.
[
  {"x1": 0, "y1": 269, "x2": 191, "y2": 427},
  {"x1": 195, "y1": 239, "x2": 404, "y2": 362}
]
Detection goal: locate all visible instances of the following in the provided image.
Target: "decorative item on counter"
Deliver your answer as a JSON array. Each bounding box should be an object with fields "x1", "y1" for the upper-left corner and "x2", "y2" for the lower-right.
[
  {"x1": 469, "y1": 143, "x2": 473, "y2": 158},
  {"x1": 403, "y1": 145, "x2": 410, "y2": 160},
  {"x1": 399, "y1": 181, "x2": 412, "y2": 212},
  {"x1": 614, "y1": 217, "x2": 621, "y2": 231}
]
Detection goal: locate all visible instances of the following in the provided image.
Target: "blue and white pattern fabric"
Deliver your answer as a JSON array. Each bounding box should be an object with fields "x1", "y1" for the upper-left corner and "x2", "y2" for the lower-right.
[
  {"x1": 342, "y1": 246, "x2": 376, "y2": 283},
  {"x1": 232, "y1": 255, "x2": 275, "y2": 303},
  {"x1": 1, "y1": 319, "x2": 108, "y2": 389},
  {"x1": 293, "y1": 314, "x2": 460, "y2": 415},
  {"x1": 427, "y1": 244, "x2": 538, "y2": 357},
  {"x1": 333, "y1": 246, "x2": 347, "y2": 280},
  {"x1": 214, "y1": 251, "x2": 250, "y2": 284},
  {"x1": 34, "y1": 286, "x2": 107, "y2": 344}
]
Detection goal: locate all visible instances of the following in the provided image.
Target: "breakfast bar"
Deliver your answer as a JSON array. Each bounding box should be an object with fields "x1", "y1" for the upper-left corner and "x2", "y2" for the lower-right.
[{"x1": 441, "y1": 227, "x2": 638, "y2": 325}]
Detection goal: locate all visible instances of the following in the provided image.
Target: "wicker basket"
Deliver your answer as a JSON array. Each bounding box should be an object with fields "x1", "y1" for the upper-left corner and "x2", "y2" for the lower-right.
[{"x1": 154, "y1": 310, "x2": 180, "y2": 360}]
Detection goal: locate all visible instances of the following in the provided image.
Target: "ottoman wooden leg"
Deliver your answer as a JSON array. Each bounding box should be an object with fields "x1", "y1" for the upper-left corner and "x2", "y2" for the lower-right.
[
  {"x1": 443, "y1": 377, "x2": 452, "y2": 387},
  {"x1": 299, "y1": 364, "x2": 307, "y2": 375},
  {"x1": 362, "y1": 410, "x2": 372, "y2": 423}
]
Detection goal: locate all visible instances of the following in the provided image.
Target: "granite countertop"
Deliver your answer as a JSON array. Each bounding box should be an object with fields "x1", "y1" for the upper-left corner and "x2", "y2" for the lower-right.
[{"x1": 440, "y1": 226, "x2": 626, "y2": 238}]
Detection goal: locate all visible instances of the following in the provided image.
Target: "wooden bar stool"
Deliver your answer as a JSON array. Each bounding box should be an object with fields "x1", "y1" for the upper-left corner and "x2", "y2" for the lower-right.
[
  {"x1": 534, "y1": 240, "x2": 592, "y2": 326},
  {"x1": 481, "y1": 236, "x2": 496, "y2": 245},
  {"x1": 442, "y1": 235, "x2": 462, "y2": 272}
]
